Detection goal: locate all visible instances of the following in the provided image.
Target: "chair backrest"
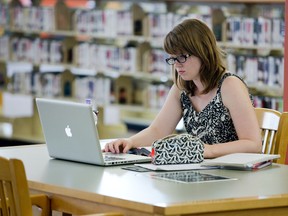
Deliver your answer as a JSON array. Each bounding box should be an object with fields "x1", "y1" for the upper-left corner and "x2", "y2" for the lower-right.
[
  {"x1": 255, "y1": 108, "x2": 288, "y2": 164},
  {"x1": 255, "y1": 107, "x2": 281, "y2": 154},
  {"x1": 0, "y1": 156, "x2": 33, "y2": 216}
]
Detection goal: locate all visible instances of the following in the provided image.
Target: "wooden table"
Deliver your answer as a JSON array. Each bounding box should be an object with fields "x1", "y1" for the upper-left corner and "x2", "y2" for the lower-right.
[{"x1": 1, "y1": 144, "x2": 288, "y2": 216}]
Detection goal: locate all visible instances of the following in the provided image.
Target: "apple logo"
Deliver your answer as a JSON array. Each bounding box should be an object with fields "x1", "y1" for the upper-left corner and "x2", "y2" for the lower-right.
[{"x1": 65, "y1": 125, "x2": 72, "y2": 137}]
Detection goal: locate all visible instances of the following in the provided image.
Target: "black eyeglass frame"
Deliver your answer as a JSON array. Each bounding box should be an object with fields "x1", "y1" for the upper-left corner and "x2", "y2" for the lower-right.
[{"x1": 165, "y1": 54, "x2": 191, "y2": 65}]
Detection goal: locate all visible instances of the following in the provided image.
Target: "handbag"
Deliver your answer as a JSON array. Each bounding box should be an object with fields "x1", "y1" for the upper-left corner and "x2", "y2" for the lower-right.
[{"x1": 151, "y1": 133, "x2": 204, "y2": 165}]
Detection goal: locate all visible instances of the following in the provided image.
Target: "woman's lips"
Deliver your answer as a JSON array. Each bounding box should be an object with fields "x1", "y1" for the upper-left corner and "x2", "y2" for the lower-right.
[{"x1": 178, "y1": 70, "x2": 185, "y2": 75}]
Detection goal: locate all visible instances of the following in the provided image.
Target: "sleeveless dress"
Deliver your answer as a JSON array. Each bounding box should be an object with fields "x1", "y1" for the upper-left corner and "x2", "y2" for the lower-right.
[{"x1": 180, "y1": 73, "x2": 252, "y2": 145}]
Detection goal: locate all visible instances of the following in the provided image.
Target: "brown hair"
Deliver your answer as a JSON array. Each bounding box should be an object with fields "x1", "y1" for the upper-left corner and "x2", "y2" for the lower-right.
[{"x1": 163, "y1": 18, "x2": 226, "y2": 95}]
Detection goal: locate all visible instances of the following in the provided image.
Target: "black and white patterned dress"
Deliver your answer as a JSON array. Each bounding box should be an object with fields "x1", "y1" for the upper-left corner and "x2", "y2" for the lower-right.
[{"x1": 181, "y1": 73, "x2": 252, "y2": 145}]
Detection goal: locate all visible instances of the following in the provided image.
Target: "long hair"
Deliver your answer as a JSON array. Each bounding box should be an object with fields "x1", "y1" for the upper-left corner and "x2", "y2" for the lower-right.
[{"x1": 163, "y1": 18, "x2": 226, "y2": 95}]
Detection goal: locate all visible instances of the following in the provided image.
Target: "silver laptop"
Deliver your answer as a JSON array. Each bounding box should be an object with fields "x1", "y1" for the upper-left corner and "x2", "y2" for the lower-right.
[{"x1": 36, "y1": 98, "x2": 151, "y2": 166}]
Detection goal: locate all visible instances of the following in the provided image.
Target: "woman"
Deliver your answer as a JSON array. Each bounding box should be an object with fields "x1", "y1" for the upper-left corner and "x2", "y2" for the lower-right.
[{"x1": 104, "y1": 18, "x2": 262, "y2": 158}]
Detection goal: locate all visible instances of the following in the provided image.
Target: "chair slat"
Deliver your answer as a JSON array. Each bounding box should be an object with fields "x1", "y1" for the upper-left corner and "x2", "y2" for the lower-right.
[
  {"x1": 262, "y1": 129, "x2": 269, "y2": 153},
  {"x1": 0, "y1": 183, "x2": 9, "y2": 216},
  {"x1": 267, "y1": 130, "x2": 275, "y2": 154},
  {"x1": 5, "y1": 182, "x2": 16, "y2": 216},
  {"x1": 255, "y1": 108, "x2": 282, "y2": 157}
]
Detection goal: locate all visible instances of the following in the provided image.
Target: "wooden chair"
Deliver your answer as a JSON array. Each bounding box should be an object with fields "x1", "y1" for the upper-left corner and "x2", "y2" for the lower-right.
[
  {"x1": 255, "y1": 107, "x2": 288, "y2": 164},
  {"x1": 0, "y1": 156, "x2": 123, "y2": 216},
  {"x1": 0, "y1": 156, "x2": 50, "y2": 216},
  {"x1": 274, "y1": 111, "x2": 288, "y2": 164}
]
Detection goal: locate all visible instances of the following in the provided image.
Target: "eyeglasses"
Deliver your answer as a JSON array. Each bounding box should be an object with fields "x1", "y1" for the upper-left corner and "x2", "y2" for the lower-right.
[{"x1": 165, "y1": 54, "x2": 191, "y2": 65}]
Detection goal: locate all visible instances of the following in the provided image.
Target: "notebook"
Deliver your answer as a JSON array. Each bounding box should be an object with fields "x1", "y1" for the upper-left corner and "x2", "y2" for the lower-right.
[
  {"x1": 201, "y1": 153, "x2": 280, "y2": 170},
  {"x1": 36, "y1": 98, "x2": 151, "y2": 166}
]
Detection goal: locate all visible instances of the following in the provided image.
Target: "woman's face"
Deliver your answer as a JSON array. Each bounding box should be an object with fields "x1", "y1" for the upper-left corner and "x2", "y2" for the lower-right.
[{"x1": 173, "y1": 54, "x2": 202, "y2": 81}]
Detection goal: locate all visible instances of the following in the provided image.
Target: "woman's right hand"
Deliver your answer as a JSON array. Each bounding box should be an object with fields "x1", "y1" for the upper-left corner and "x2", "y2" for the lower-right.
[{"x1": 103, "y1": 138, "x2": 133, "y2": 154}]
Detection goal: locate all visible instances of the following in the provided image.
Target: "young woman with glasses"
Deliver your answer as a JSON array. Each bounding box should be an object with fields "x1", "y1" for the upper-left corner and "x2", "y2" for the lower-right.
[{"x1": 104, "y1": 18, "x2": 262, "y2": 159}]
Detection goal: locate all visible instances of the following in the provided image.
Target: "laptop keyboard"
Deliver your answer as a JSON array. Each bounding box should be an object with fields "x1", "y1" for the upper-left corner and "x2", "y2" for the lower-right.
[{"x1": 104, "y1": 155, "x2": 125, "y2": 161}]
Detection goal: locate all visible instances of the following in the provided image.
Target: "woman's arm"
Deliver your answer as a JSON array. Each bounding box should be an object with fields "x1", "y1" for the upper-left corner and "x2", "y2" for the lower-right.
[
  {"x1": 104, "y1": 85, "x2": 183, "y2": 153},
  {"x1": 204, "y1": 76, "x2": 262, "y2": 158}
]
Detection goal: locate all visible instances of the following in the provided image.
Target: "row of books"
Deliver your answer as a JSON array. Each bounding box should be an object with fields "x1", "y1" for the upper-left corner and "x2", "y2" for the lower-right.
[
  {"x1": 74, "y1": 43, "x2": 137, "y2": 72},
  {"x1": 2, "y1": 35, "x2": 284, "y2": 91},
  {"x1": 1, "y1": 5, "x2": 210, "y2": 39},
  {"x1": 10, "y1": 70, "x2": 111, "y2": 102},
  {"x1": 0, "y1": 34, "x2": 174, "y2": 77},
  {"x1": 9, "y1": 69, "x2": 171, "y2": 108},
  {"x1": 147, "y1": 84, "x2": 170, "y2": 109},
  {"x1": 1, "y1": 4, "x2": 210, "y2": 38},
  {"x1": 254, "y1": 96, "x2": 283, "y2": 112},
  {"x1": 74, "y1": 9, "x2": 133, "y2": 36},
  {"x1": 2, "y1": 35, "x2": 152, "y2": 74},
  {"x1": 0, "y1": 36, "x2": 9, "y2": 61},
  {"x1": 143, "y1": 49, "x2": 170, "y2": 76},
  {"x1": 5, "y1": 6, "x2": 55, "y2": 31},
  {"x1": 227, "y1": 54, "x2": 284, "y2": 88},
  {"x1": 225, "y1": 16, "x2": 285, "y2": 46},
  {"x1": 74, "y1": 43, "x2": 171, "y2": 76},
  {"x1": 1, "y1": 34, "x2": 284, "y2": 87},
  {"x1": 10, "y1": 69, "x2": 282, "y2": 112},
  {"x1": 147, "y1": 13, "x2": 212, "y2": 38},
  {"x1": 74, "y1": 76, "x2": 112, "y2": 106},
  {"x1": 2, "y1": 3, "x2": 284, "y2": 48},
  {"x1": 0, "y1": 4, "x2": 9, "y2": 27},
  {"x1": 0, "y1": 36, "x2": 64, "y2": 64},
  {"x1": 10, "y1": 72, "x2": 62, "y2": 97}
]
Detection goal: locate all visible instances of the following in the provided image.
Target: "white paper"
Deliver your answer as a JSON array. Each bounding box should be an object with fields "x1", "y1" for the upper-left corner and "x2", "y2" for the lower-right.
[
  {"x1": 40, "y1": 64, "x2": 65, "y2": 73},
  {"x1": 2, "y1": 93, "x2": 34, "y2": 118},
  {"x1": 103, "y1": 105, "x2": 120, "y2": 125},
  {"x1": 135, "y1": 162, "x2": 217, "y2": 171},
  {"x1": 7, "y1": 62, "x2": 33, "y2": 77},
  {"x1": 70, "y1": 67, "x2": 96, "y2": 76}
]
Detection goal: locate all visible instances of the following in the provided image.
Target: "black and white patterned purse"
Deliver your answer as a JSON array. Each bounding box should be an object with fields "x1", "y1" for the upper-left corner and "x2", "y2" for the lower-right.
[{"x1": 151, "y1": 134, "x2": 204, "y2": 165}]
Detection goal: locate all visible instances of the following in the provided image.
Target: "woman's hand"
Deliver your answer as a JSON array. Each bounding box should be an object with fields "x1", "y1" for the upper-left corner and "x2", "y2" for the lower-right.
[
  {"x1": 103, "y1": 138, "x2": 133, "y2": 154},
  {"x1": 203, "y1": 144, "x2": 213, "y2": 159}
]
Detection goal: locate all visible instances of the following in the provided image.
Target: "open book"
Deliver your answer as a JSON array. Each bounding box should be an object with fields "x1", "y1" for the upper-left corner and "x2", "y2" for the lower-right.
[{"x1": 201, "y1": 153, "x2": 280, "y2": 170}]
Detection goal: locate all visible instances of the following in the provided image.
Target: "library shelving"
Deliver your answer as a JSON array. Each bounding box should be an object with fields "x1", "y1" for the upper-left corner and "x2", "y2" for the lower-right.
[{"x1": 0, "y1": 0, "x2": 285, "y2": 141}]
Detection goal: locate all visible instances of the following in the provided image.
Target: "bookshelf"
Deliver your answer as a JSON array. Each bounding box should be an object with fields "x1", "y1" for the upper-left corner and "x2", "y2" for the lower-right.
[{"x1": 0, "y1": 0, "x2": 286, "y2": 141}]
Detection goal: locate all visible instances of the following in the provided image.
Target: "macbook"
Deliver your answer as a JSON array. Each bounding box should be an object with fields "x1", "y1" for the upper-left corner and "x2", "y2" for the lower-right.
[{"x1": 36, "y1": 98, "x2": 151, "y2": 166}]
